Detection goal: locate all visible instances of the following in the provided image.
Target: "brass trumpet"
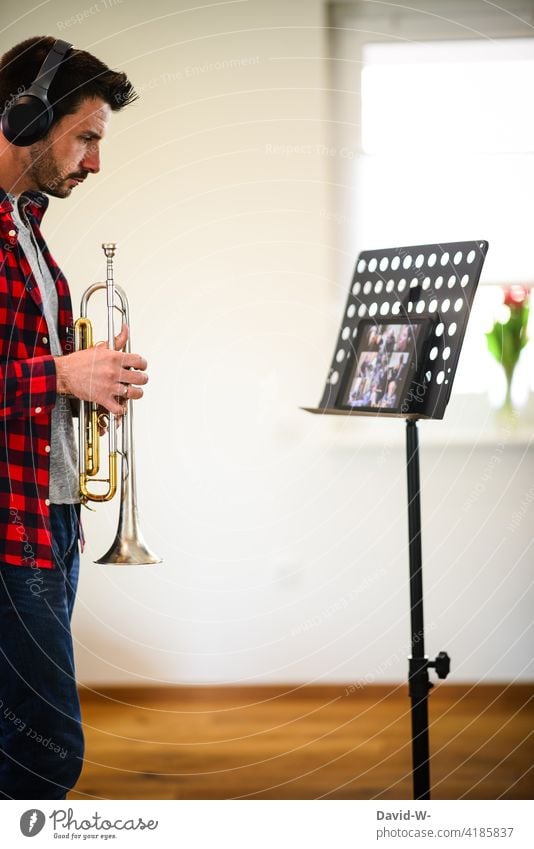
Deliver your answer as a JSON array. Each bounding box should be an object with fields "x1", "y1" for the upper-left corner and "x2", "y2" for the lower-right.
[{"x1": 74, "y1": 243, "x2": 162, "y2": 566}]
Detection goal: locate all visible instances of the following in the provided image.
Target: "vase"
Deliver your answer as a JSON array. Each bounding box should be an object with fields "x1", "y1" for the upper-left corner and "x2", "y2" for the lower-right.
[{"x1": 497, "y1": 369, "x2": 518, "y2": 428}]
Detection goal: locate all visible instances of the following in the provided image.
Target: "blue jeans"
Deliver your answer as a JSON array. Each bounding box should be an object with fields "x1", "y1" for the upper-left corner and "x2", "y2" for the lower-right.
[{"x1": 0, "y1": 503, "x2": 84, "y2": 800}]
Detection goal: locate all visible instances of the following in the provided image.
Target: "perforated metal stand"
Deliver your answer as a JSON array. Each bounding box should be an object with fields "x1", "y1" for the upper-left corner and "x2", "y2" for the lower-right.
[{"x1": 406, "y1": 419, "x2": 450, "y2": 800}]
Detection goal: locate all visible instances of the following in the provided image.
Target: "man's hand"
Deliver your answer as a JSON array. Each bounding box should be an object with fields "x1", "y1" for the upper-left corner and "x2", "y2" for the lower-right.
[
  {"x1": 96, "y1": 405, "x2": 111, "y2": 436},
  {"x1": 55, "y1": 324, "x2": 148, "y2": 417}
]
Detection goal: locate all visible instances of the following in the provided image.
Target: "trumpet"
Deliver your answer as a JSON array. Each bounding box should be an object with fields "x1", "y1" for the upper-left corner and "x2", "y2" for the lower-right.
[{"x1": 74, "y1": 243, "x2": 162, "y2": 566}]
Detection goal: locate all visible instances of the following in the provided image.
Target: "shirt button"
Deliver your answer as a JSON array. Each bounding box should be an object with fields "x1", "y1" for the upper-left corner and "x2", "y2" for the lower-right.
[
  {"x1": 45, "y1": 499, "x2": 50, "y2": 507},
  {"x1": 42, "y1": 336, "x2": 48, "y2": 345},
  {"x1": 35, "y1": 406, "x2": 42, "y2": 414},
  {"x1": 45, "y1": 444, "x2": 51, "y2": 453}
]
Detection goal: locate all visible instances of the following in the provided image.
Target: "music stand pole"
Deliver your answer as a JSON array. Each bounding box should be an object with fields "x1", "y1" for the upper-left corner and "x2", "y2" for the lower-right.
[
  {"x1": 406, "y1": 419, "x2": 431, "y2": 799},
  {"x1": 406, "y1": 419, "x2": 450, "y2": 800}
]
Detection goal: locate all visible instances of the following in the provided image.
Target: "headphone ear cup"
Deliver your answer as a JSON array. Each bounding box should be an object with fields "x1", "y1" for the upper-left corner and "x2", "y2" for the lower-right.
[{"x1": 1, "y1": 94, "x2": 53, "y2": 146}]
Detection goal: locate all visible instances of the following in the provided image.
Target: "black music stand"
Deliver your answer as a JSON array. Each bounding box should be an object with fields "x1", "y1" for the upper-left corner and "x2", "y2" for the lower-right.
[{"x1": 303, "y1": 240, "x2": 488, "y2": 800}]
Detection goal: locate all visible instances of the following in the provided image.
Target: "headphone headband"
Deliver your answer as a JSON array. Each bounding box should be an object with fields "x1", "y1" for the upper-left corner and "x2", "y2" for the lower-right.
[{"x1": 30, "y1": 39, "x2": 72, "y2": 97}]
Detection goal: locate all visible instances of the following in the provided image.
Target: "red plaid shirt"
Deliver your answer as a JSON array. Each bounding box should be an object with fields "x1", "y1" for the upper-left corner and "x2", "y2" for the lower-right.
[{"x1": 0, "y1": 187, "x2": 77, "y2": 570}]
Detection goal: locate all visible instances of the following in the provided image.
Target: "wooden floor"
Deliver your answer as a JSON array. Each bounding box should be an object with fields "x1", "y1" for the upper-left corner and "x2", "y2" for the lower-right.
[{"x1": 69, "y1": 684, "x2": 533, "y2": 800}]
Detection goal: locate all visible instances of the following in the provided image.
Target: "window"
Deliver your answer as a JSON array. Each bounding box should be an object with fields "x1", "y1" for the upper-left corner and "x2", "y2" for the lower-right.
[{"x1": 355, "y1": 37, "x2": 534, "y2": 403}]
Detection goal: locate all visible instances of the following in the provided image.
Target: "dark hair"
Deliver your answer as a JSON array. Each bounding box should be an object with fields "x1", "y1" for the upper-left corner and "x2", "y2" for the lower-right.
[{"x1": 0, "y1": 36, "x2": 137, "y2": 124}]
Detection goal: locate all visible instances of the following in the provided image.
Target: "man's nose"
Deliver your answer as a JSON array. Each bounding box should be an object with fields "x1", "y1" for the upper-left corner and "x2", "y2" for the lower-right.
[{"x1": 81, "y1": 145, "x2": 100, "y2": 174}]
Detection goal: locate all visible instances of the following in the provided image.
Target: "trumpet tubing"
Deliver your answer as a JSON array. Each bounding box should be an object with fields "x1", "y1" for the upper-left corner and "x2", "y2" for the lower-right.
[{"x1": 74, "y1": 243, "x2": 162, "y2": 566}]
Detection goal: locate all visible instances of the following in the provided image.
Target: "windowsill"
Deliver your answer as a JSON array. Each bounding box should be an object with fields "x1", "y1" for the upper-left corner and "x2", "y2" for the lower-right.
[{"x1": 311, "y1": 394, "x2": 534, "y2": 449}]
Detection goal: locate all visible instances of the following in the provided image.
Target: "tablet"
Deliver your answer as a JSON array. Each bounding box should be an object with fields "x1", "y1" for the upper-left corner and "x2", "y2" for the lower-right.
[{"x1": 336, "y1": 317, "x2": 433, "y2": 414}]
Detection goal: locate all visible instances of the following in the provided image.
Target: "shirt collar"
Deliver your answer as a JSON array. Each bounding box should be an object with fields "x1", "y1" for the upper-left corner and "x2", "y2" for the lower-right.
[{"x1": 0, "y1": 187, "x2": 49, "y2": 225}]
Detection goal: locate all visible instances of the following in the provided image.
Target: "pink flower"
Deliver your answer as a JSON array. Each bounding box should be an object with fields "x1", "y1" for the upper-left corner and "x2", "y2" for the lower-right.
[{"x1": 503, "y1": 285, "x2": 529, "y2": 309}]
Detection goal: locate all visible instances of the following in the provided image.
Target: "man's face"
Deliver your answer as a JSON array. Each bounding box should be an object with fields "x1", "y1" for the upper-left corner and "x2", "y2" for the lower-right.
[{"x1": 25, "y1": 97, "x2": 111, "y2": 198}]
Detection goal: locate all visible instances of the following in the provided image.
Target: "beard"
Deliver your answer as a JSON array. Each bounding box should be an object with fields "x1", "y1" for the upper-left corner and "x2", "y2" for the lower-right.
[{"x1": 27, "y1": 142, "x2": 85, "y2": 198}]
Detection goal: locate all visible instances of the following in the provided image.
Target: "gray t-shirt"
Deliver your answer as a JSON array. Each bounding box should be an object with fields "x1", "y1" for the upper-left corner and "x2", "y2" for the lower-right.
[{"x1": 9, "y1": 195, "x2": 79, "y2": 504}]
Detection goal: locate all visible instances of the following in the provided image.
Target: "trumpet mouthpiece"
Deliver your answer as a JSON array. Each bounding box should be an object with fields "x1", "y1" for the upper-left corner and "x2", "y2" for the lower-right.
[{"x1": 102, "y1": 242, "x2": 117, "y2": 258}]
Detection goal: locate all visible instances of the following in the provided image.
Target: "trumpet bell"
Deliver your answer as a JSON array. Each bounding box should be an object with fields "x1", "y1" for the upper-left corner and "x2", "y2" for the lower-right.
[
  {"x1": 94, "y1": 534, "x2": 161, "y2": 566},
  {"x1": 93, "y1": 447, "x2": 162, "y2": 565}
]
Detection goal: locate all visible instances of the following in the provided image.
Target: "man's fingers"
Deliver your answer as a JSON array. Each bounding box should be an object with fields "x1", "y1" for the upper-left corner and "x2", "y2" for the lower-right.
[
  {"x1": 94, "y1": 324, "x2": 128, "y2": 351},
  {"x1": 114, "y1": 323, "x2": 128, "y2": 351},
  {"x1": 119, "y1": 367, "x2": 148, "y2": 386},
  {"x1": 119, "y1": 352, "x2": 147, "y2": 371},
  {"x1": 103, "y1": 397, "x2": 127, "y2": 416},
  {"x1": 114, "y1": 382, "x2": 144, "y2": 400}
]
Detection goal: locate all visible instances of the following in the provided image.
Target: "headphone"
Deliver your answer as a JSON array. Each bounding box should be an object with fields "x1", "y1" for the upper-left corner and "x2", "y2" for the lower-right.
[{"x1": 1, "y1": 39, "x2": 73, "y2": 146}]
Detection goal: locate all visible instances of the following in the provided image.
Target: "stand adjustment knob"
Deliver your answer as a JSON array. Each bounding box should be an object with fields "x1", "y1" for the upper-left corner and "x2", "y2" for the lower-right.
[{"x1": 428, "y1": 651, "x2": 451, "y2": 680}]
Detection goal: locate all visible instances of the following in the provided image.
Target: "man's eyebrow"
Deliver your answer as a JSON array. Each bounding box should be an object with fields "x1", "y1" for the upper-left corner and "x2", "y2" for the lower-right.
[{"x1": 79, "y1": 130, "x2": 102, "y2": 140}]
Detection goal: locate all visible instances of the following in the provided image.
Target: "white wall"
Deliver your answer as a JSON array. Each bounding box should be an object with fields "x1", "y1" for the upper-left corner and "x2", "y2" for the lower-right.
[{"x1": 2, "y1": 0, "x2": 532, "y2": 685}]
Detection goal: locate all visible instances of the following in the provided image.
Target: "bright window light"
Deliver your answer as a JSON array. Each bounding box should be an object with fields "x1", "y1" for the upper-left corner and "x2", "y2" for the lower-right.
[
  {"x1": 362, "y1": 39, "x2": 534, "y2": 155},
  {"x1": 358, "y1": 38, "x2": 534, "y2": 398}
]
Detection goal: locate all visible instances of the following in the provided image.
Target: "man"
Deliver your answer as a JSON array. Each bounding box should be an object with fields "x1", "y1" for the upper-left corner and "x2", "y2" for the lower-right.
[
  {"x1": 380, "y1": 380, "x2": 398, "y2": 409},
  {"x1": 0, "y1": 36, "x2": 148, "y2": 800}
]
